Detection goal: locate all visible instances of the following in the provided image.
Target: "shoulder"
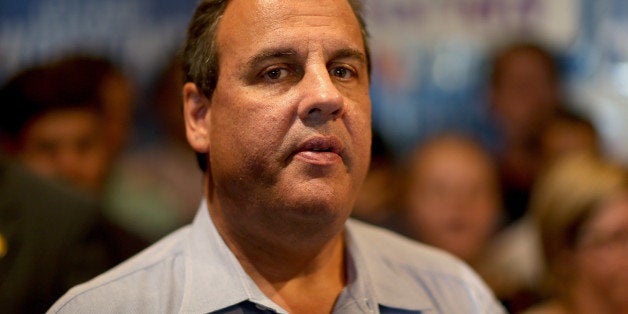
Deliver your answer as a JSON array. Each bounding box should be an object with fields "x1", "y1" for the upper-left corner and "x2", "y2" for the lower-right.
[
  {"x1": 348, "y1": 218, "x2": 471, "y2": 272},
  {"x1": 48, "y1": 226, "x2": 191, "y2": 313},
  {"x1": 347, "y1": 219, "x2": 506, "y2": 313}
]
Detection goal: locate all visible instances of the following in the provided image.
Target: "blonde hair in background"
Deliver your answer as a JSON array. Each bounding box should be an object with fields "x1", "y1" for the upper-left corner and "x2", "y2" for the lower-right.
[{"x1": 530, "y1": 152, "x2": 628, "y2": 296}]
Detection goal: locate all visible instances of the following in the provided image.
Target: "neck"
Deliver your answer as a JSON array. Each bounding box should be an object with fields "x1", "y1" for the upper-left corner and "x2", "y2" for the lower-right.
[
  {"x1": 235, "y1": 231, "x2": 346, "y2": 314},
  {"x1": 206, "y1": 182, "x2": 348, "y2": 313}
]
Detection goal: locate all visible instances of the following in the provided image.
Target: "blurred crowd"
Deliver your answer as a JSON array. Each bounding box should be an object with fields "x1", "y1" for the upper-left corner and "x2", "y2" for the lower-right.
[
  {"x1": 1, "y1": 40, "x2": 627, "y2": 313},
  {"x1": 0, "y1": 52, "x2": 201, "y2": 312},
  {"x1": 353, "y1": 41, "x2": 627, "y2": 314}
]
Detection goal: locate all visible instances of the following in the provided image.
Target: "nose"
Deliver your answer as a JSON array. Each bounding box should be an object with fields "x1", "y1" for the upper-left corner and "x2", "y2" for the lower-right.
[
  {"x1": 297, "y1": 65, "x2": 345, "y2": 124},
  {"x1": 55, "y1": 148, "x2": 84, "y2": 186}
]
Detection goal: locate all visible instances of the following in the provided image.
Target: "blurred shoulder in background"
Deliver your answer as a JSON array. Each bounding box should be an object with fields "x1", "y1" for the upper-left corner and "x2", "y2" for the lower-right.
[{"x1": 0, "y1": 157, "x2": 145, "y2": 313}]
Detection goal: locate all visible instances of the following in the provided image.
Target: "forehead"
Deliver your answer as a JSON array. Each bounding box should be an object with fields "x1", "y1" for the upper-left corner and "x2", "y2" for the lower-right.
[
  {"x1": 216, "y1": 0, "x2": 364, "y2": 60},
  {"x1": 498, "y1": 51, "x2": 554, "y2": 78},
  {"x1": 418, "y1": 141, "x2": 490, "y2": 169},
  {"x1": 27, "y1": 110, "x2": 99, "y2": 134}
]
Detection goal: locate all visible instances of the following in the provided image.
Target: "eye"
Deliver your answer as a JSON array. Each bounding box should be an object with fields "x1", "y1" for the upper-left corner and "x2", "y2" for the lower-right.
[
  {"x1": 330, "y1": 66, "x2": 354, "y2": 80},
  {"x1": 32, "y1": 140, "x2": 57, "y2": 157},
  {"x1": 263, "y1": 67, "x2": 289, "y2": 80}
]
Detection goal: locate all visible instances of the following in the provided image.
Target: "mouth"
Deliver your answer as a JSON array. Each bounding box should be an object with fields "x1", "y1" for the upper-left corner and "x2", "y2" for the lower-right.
[{"x1": 293, "y1": 136, "x2": 344, "y2": 165}]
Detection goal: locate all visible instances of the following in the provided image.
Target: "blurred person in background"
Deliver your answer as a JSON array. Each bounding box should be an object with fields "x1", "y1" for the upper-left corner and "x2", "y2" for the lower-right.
[
  {"x1": 487, "y1": 41, "x2": 563, "y2": 225},
  {"x1": 50, "y1": 54, "x2": 188, "y2": 242},
  {"x1": 524, "y1": 153, "x2": 628, "y2": 314},
  {"x1": 0, "y1": 60, "x2": 146, "y2": 312},
  {"x1": 389, "y1": 133, "x2": 502, "y2": 270},
  {"x1": 0, "y1": 54, "x2": 135, "y2": 196},
  {"x1": 103, "y1": 53, "x2": 203, "y2": 241},
  {"x1": 0, "y1": 62, "x2": 109, "y2": 195},
  {"x1": 482, "y1": 105, "x2": 602, "y2": 313},
  {"x1": 0, "y1": 157, "x2": 147, "y2": 313},
  {"x1": 539, "y1": 106, "x2": 600, "y2": 164},
  {"x1": 53, "y1": 54, "x2": 136, "y2": 164}
]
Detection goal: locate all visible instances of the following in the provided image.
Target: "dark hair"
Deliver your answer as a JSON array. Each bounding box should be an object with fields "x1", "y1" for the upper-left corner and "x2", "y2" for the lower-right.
[
  {"x1": 181, "y1": 0, "x2": 371, "y2": 172},
  {"x1": 0, "y1": 56, "x2": 109, "y2": 141},
  {"x1": 489, "y1": 41, "x2": 560, "y2": 88}
]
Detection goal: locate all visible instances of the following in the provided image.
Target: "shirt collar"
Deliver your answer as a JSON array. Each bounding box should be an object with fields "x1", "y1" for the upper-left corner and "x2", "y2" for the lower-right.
[
  {"x1": 178, "y1": 201, "x2": 435, "y2": 313},
  {"x1": 345, "y1": 219, "x2": 436, "y2": 313},
  {"x1": 179, "y1": 200, "x2": 287, "y2": 313}
]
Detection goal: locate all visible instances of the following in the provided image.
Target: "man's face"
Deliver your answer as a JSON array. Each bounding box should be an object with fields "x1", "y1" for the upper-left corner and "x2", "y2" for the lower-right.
[{"x1": 189, "y1": 0, "x2": 371, "y2": 224}]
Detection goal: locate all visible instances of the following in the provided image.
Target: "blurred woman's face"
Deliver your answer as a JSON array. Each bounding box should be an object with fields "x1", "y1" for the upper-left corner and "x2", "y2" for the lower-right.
[
  {"x1": 573, "y1": 191, "x2": 628, "y2": 310},
  {"x1": 405, "y1": 141, "x2": 500, "y2": 263}
]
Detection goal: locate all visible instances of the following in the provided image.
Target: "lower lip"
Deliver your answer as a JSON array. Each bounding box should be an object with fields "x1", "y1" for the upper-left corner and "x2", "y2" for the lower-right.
[{"x1": 294, "y1": 151, "x2": 342, "y2": 165}]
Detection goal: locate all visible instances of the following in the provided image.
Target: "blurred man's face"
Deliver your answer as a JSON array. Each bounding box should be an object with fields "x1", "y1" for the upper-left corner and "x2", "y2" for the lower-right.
[
  {"x1": 491, "y1": 50, "x2": 559, "y2": 140},
  {"x1": 186, "y1": 0, "x2": 371, "y2": 228},
  {"x1": 17, "y1": 109, "x2": 108, "y2": 194}
]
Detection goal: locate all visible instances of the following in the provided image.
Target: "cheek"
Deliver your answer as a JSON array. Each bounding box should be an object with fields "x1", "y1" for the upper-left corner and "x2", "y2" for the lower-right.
[
  {"x1": 18, "y1": 136, "x2": 56, "y2": 177},
  {"x1": 351, "y1": 103, "x2": 371, "y2": 139},
  {"x1": 83, "y1": 148, "x2": 109, "y2": 178},
  {"x1": 20, "y1": 152, "x2": 55, "y2": 177},
  {"x1": 575, "y1": 252, "x2": 625, "y2": 291},
  {"x1": 407, "y1": 192, "x2": 446, "y2": 230},
  {"x1": 408, "y1": 181, "x2": 449, "y2": 214},
  {"x1": 345, "y1": 98, "x2": 371, "y2": 151},
  {"x1": 470, "y1": 196, "x2": 500, "y2": 227},
  {"x1": 210, "y1": 99, "x2": 292, "y2": 176}
]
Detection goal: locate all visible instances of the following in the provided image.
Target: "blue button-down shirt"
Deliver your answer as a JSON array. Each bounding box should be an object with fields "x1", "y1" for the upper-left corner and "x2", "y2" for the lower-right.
[{"x1": 49, "y1": 201, "x2": 505, "y2": 313}]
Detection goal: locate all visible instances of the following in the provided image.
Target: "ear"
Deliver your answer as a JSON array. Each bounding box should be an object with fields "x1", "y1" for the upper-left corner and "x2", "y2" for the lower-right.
[{"x1": 183, "y1": 82, "x2": 211, "y2": 153}]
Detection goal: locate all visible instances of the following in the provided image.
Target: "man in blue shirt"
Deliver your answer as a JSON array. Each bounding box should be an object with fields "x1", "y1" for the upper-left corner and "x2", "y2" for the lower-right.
[{"x1": 50, "y1": 0, "x2": 505, "y2": 313}]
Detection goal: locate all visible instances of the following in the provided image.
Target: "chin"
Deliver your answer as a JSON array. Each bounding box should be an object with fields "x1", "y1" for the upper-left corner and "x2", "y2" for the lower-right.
[
  {"x1": 257, "y1": 196, "x2": 350, "y2": 240},
  {"x1": 278, "y1": 190, "x2": 353, "y2": 223},
  {"x1": 267, "y1": 175, "x2": 357, "y2": 222},
  {"x1": 289, "y1": 196, "x2": 350, "y2": 219}
]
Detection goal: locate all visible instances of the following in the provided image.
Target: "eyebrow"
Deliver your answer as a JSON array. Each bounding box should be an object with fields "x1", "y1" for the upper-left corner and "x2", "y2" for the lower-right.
[
  {"x1": 244, "y1": 47, "x2": 367, "y2": 70},
  {"x1": 245, "y1": 48, "x2": 298, "y2": 70},
  {"x1": 329, "y1": 48, "x2": 367, "y2": 65}
]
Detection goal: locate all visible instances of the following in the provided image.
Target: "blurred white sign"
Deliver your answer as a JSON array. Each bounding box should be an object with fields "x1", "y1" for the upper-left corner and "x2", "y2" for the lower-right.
[{"x1": 364, "y1": 0, "x2": 580, "y2": 49}]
